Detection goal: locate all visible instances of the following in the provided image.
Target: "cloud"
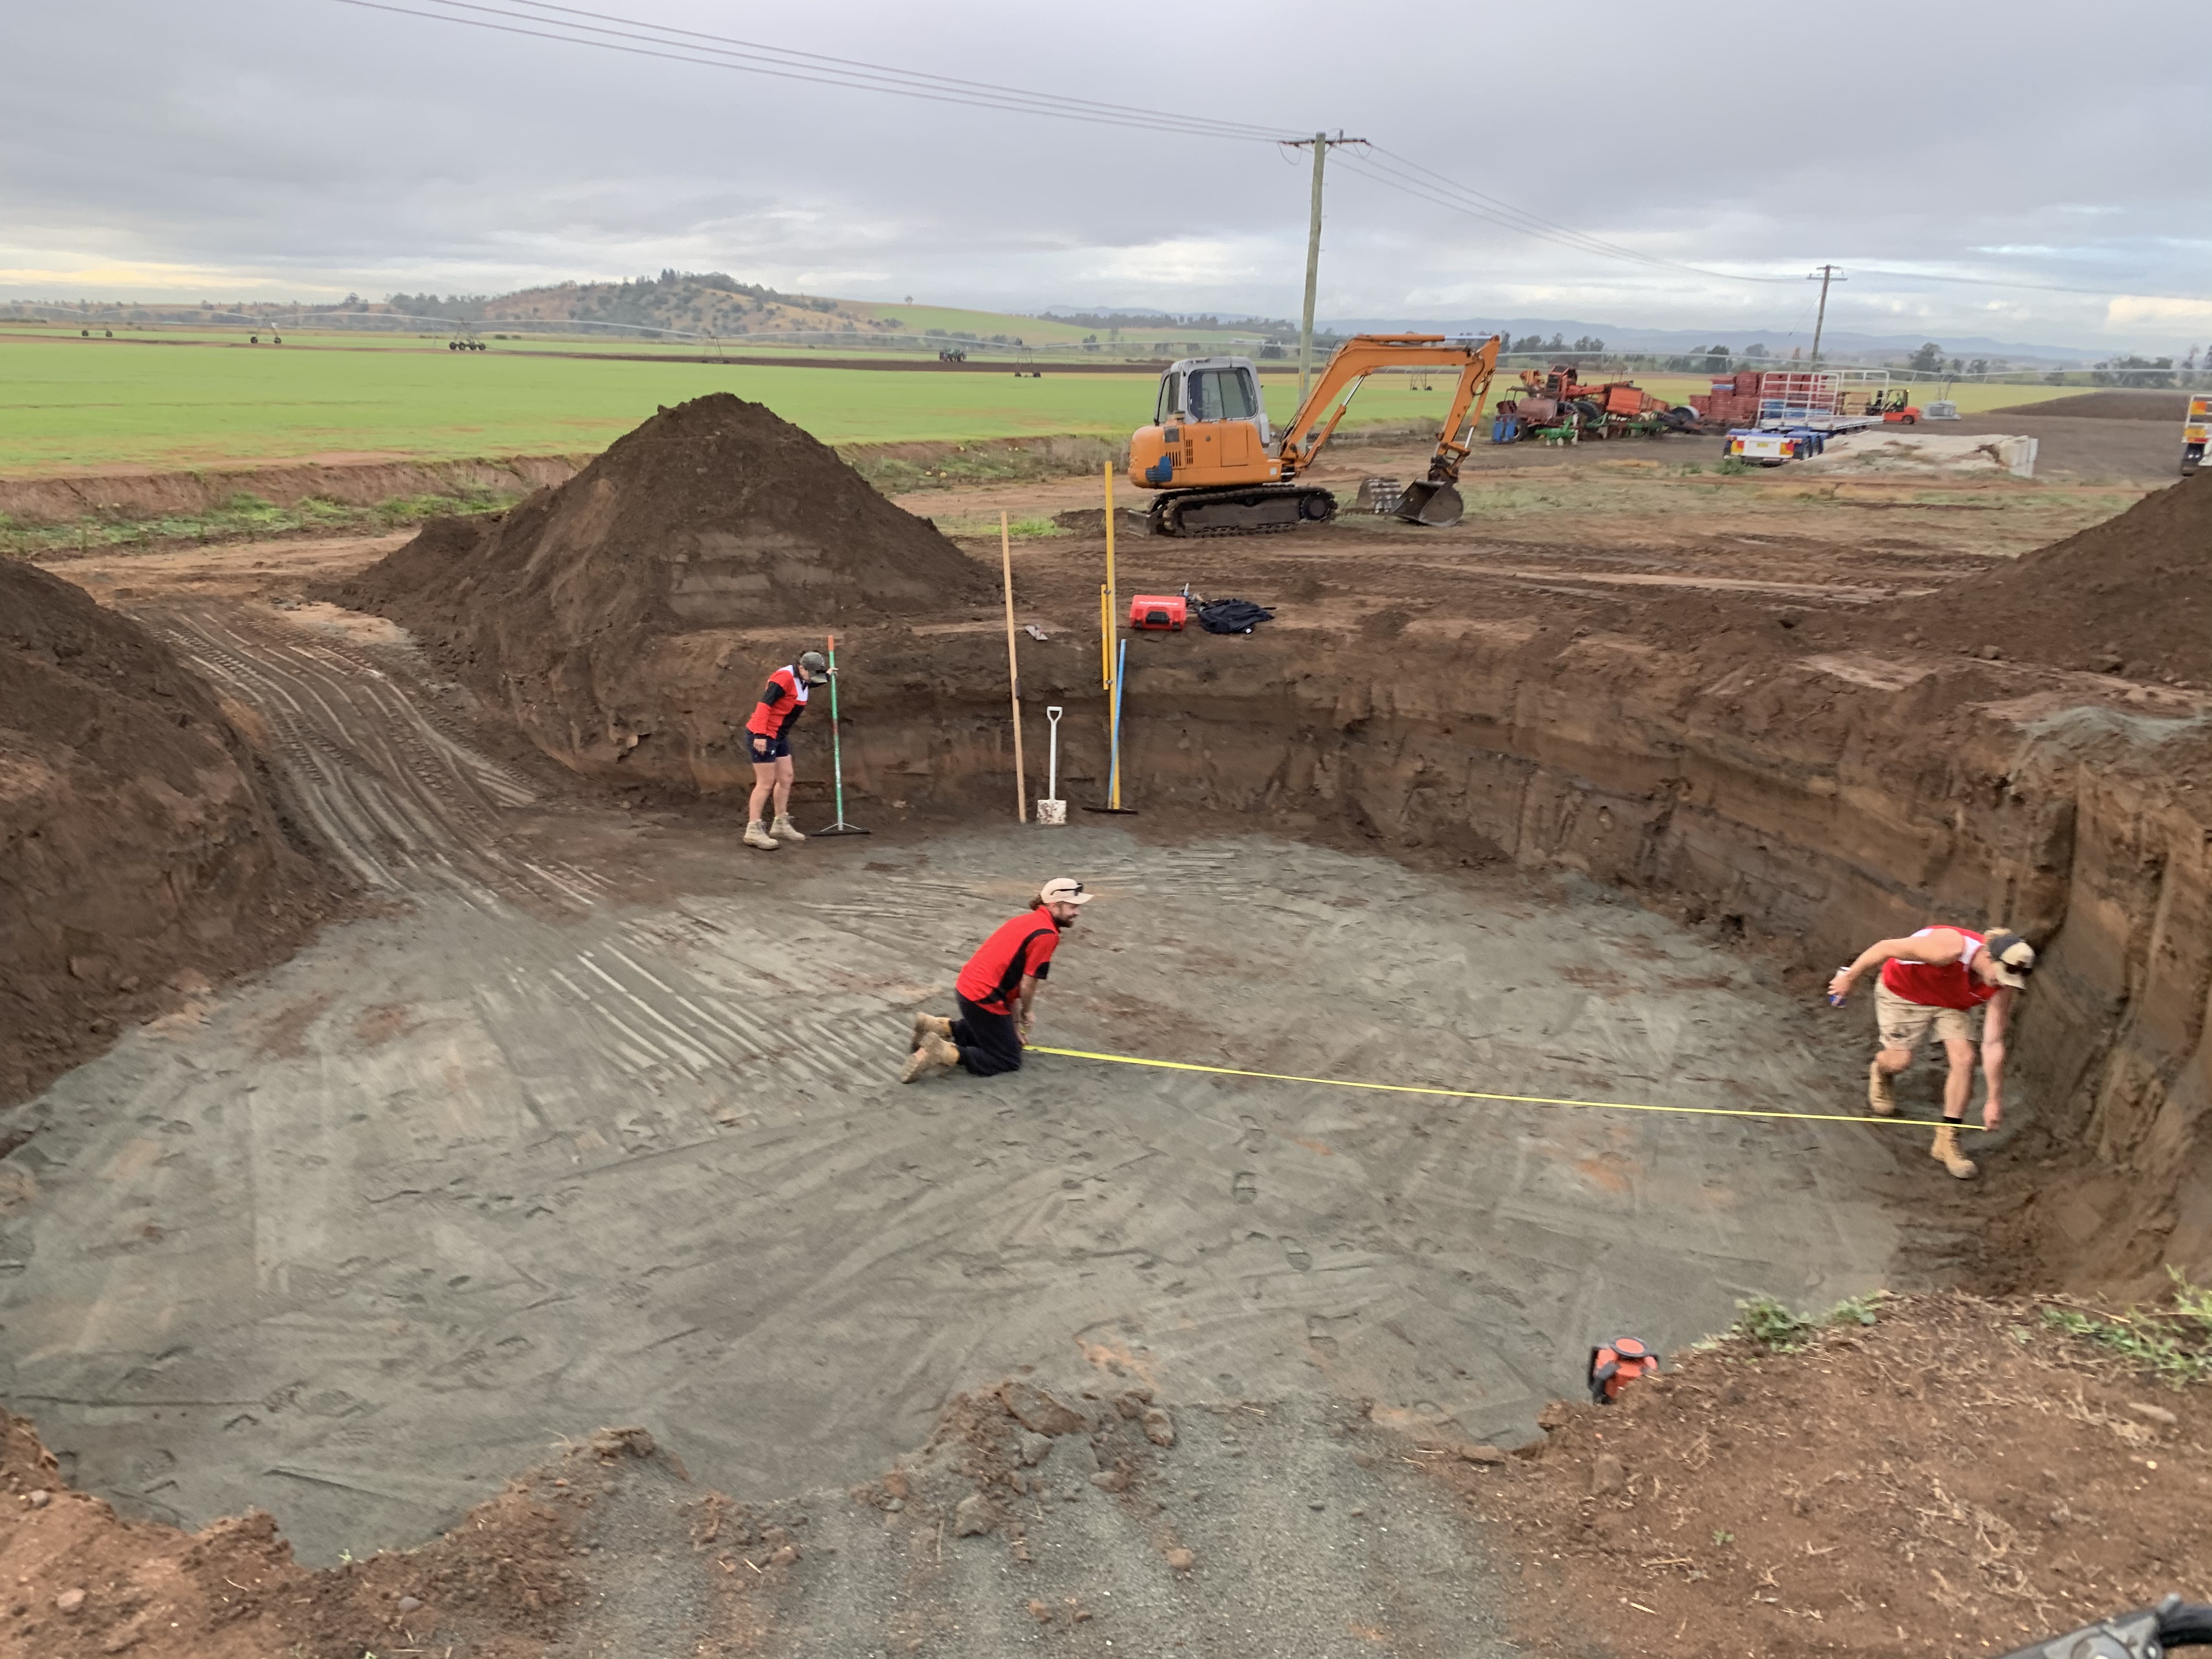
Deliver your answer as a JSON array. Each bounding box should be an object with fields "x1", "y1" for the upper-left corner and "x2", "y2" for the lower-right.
[
  {"x1": 2107, "y1": 295, "x2": 2212, "y2": 329},
  {"x1": 4, "y1": 0, "x2": 2208, "y2": 349}
]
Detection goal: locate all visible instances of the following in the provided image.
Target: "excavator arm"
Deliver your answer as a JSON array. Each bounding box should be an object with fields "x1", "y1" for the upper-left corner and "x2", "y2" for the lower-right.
[{"x1": 1276, "y1": 333, "x2": 1500, "y2": 523}]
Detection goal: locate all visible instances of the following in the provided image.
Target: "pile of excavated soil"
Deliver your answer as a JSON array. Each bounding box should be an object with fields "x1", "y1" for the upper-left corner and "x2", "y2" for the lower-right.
[
  {"x1": 341, "y1": 393, "x2": 994, "y2": 778},
  {"x1": 0, "y1": 562, "x2": 338, "y2": 1105},
  {"x1": 1456, "y1": 1291, "x2": 2212, "y2": 1659},
  {"x1": 1990, "y1": 390, "x2": 2191, "y2": 421},
  {"x1": 1865, "y1": 471, "x2": 2212, "y2": 682},
  {"x1": 0, "y1": 1405, "x2": 629, "y2": 1659}
]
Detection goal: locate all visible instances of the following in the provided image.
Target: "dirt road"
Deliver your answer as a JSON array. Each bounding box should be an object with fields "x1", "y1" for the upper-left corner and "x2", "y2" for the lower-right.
[{"x1": 3, "y1": 582, "x2": 1905, "y2": 1599}]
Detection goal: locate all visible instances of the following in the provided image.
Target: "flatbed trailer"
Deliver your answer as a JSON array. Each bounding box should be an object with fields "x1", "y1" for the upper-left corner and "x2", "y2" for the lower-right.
[{"x1": 1725, "y1": 427, "x2": 1828, "y2": 465}]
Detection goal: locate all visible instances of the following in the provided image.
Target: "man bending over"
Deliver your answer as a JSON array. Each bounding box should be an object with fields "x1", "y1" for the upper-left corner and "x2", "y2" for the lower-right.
[{"x1": 1827, "y1": 925, "x2": 2036, "y2": 1179}]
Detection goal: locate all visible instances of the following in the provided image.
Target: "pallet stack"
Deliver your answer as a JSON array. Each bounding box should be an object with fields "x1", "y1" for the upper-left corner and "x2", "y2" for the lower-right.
[{"x1": 1686, "y1": 371, "x2": 1767, "y2": 427}]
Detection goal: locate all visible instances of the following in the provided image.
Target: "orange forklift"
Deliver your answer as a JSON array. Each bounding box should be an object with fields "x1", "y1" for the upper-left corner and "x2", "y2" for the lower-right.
[{"x1": 1127, "y1": 333, "x2": 1500, "y2": 535}]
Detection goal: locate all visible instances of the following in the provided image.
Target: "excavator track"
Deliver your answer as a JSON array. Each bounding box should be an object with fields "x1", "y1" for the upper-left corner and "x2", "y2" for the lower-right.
[{"x1": 1149, "y1": 485, "x2": 1337, "y2": 538}]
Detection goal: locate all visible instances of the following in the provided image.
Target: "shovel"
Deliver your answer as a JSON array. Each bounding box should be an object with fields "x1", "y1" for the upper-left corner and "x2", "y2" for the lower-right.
[
  {"x1": 1394, "y1": 478, "x2": 1465, "y2": 527},
  {"x1": 1036, "y1": 706, "x2": 1067, "y2": 825}
]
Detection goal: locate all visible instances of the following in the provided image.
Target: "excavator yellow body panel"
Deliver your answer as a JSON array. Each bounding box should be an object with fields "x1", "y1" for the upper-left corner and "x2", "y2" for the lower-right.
[{"x1": 1127, "y1": 420, "x2": 1282, "y2": 492}]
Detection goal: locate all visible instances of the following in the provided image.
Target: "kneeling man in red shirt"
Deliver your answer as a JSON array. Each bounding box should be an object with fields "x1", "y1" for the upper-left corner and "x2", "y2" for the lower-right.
[
  {"x1": 902, "y1": 878, "x2": 1094, "y2": 1083},
  {"x1": 1827, "y1": 924, "x2": 2036, "y2": 1179}
]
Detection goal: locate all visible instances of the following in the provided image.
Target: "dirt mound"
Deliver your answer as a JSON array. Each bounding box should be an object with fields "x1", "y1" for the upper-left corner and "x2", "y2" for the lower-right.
[
  {"x1": 1459, "y1": 1291, "x2": 2212, "y2": 1657},
  {"x1": 0, "y1": 1402, "x2": 599, "y2": 1658},
  {"x1": 1052, "y1": 506, "x2": 1153, "y2": 537},
  {"x1": 340, "y1": 393, "x2": 992, "y2": 780},
  {"x1": 1865, "y1": 472, "x2": 2212, "y2": 682},
  {"x1": 1989, "y1": 391, "x2": 2191, "y2": 421},
  {"x1": 0, "y1": 562, "x2": 338, "y2": 1105}
]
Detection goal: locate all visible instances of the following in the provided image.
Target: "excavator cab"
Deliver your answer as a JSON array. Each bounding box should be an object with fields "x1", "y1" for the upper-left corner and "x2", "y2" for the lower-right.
[{"x1": 1131, "y1": 358, "x2": 1278, "y2": 492}]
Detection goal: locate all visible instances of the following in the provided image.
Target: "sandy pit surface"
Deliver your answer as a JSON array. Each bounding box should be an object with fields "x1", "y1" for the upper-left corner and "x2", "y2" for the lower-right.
[{"x1": 1, "y1": 594, "x2": 1903, "y2": 1573}]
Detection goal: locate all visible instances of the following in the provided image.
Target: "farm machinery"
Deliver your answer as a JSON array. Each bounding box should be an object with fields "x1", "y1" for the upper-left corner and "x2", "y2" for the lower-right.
[
  {"x1": 2185, "y1": 394, "x2": 2210, "y2": 476},
  {"x1": 1488, "y1": 364, "x2": 1698, "y2": 445}
]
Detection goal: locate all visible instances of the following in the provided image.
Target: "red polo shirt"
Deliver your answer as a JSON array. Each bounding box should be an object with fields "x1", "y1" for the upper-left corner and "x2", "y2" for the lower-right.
[
  {"x1": 956, "y1": 909, "x2": 1063, "y2": 1015},
  {"x1": 744, "y1": 666, "x2": 810, "y2": 739},
  {"x1": 1881, "y1": 928, "x2": 1998, "y2": 1011}
]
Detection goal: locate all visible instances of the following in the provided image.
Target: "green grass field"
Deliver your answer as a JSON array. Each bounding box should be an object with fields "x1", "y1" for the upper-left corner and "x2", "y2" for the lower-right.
[
  {"x1": 0, "y1": 331, "x2": 2095, "y2": 476},
  {"x1": 0, "y1": 334, "x2": 1483, "y2": 473}
]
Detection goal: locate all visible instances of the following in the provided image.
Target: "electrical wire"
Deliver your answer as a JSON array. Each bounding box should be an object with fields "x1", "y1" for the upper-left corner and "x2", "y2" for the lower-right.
[
  {"x1": 1352, "y1": 146, "x2": 2199, "y2": 303},
  {"x1": 1849, "y1": 266, "x2": 2201, "y2": 301},
  {"x1": 482, "y1": 0, "x2": 1299, "y2": 139},
  {"x1": 1351, "y1": 146, "x2": 1797, "y2": 285},
  {"x1": 327, "y1": 0, "x2": 1306, "y2": 143},
  {"x1": 329, "y1": 0, "x2": 2199, "y2": 306}
]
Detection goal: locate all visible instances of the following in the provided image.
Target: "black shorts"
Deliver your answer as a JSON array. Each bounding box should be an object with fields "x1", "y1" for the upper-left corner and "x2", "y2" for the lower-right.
[{"x1": 747, "y1": 732, "x2": 791, "y2": 763}]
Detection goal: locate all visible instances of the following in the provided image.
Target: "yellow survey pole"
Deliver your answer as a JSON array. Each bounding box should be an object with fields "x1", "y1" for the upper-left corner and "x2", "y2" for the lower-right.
[
  {"x1": 1000, "y1": 511, "x2": 1026, "y2": 823},
  {"x1": 1102, "y1": 461, "x2": 1118, "y2": 690}
]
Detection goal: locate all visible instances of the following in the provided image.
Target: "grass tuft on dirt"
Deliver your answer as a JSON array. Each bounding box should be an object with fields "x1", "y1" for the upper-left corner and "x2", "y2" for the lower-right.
[
  {"x1": 1457, "y1": 1287, "x2": 2212, "y2": 1658},
  {"x1": 1726, "y1": 1291, "x2": 1886, "y2": 1353},
  {"x1": 2038, "y1": 1268, "x2": 2212, "y2": 1388}
]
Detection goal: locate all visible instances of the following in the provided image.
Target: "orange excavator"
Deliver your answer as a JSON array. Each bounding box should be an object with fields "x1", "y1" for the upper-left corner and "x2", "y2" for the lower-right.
[{"x1": 1127, "y1": 332, "x2": 1502, "y2": 535}]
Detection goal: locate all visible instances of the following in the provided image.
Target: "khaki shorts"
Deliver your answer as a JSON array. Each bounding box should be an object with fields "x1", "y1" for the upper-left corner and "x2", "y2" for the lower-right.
[{"x1": 1876, "y1": 983, "x2": 1982, "y2": 1053}]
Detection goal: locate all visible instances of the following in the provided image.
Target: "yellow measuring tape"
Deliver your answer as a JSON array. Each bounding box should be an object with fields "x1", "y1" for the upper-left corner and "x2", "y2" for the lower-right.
[{"x1": 1028, "y1": 1045, "x2": 1981, "y2": 1130}]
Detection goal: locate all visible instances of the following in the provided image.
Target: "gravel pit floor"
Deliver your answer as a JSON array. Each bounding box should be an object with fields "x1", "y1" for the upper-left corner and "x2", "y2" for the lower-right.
[{"x1": 0, "y1": 593, "x2": 1915, "y2": 1590}]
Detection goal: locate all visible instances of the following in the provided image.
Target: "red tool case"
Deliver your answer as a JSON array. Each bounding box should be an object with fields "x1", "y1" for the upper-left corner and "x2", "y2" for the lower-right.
[{"x1": 1127, "y1": 594, "x2": 1187, "y2": 631}]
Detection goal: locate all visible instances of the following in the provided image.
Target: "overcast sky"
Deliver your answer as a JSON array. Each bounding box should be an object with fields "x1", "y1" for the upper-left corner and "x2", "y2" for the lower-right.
[{"x1": 4, "y1": 0, "x2": 2207, "y2": 352}]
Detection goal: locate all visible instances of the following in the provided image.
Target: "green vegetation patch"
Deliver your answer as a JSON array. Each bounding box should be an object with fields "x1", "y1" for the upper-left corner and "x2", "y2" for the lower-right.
[
  {"x1": 2039, "y1": 1269, "x2": 2212, "y2": 1388},
  {"x1": 1727, "y1": 1291, "x2": 1886, "y2": 1353},
  {"x1": 1, "y1": 485, "x2": 520, "y2": 558}
]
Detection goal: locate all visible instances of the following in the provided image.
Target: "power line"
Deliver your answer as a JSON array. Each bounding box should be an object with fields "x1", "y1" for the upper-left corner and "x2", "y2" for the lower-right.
[
  {"x1": 487, "y1": 0, "x2": 1298, "y2": 139},
  {"x1": 1355, "y1": 146, "x2": 1798, "y2": 285},
  {"x1": 327, "y1": 0, "x2": 1305, "y2": 144},
  {"x1": 329, "y1": 0, "x2": 2202, "y2": 308},
  {"x1": 1849, "y1": 265, "x2": 2200, "y2": 301},
  {"x1": 1336, "y1": 150, "x2": 1798, "y2": 287}
]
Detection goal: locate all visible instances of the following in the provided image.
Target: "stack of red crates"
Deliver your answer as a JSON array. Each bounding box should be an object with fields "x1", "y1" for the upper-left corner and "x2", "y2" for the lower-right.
[{"x1": 1686, "y1": 371, "x2": 1767, "y2": 427}]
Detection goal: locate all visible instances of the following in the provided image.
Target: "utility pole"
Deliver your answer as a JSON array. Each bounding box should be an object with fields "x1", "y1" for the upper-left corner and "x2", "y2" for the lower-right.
[
  {"x1": 1286, "y1": 132, "x2": 1365, "y2": 403},
  {"x1": 1807, "y1": 264, "x2": 1844, "y2": 365}
]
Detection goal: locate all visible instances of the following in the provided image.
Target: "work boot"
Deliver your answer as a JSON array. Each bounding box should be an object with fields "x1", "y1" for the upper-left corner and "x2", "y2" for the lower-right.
[
  {"x1": 910, "y1": 1012, "x2": 954, "y2": 1049},
  {"x1": 743, "y1": 820, "x2": 777, "y2": 850},
  {"x1": 900, "y1": 1031, "x2": 960, "y2": 1084},
  {"x1": 1866, "y1": 1059, "x2": 1897, "y2": 1116},
  {"x1": 1931, "y1": 1122, "x2": 1978, "y2": 1180},
  {"x1": 771, "y1": 814, "x2": 807, "y2": 844}
]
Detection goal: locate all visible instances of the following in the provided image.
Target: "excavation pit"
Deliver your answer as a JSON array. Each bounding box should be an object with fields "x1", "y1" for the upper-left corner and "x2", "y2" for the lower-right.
[
  {"x1": 1, "y1": 759, "x2": 1903, "y2": 1561},
  {"x1": 8, "y1": 402, "x2": 2210, "y2": 1654}
]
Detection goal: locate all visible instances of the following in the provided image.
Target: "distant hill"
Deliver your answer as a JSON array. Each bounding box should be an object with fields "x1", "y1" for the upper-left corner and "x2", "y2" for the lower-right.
[
  {"x1": 1, "y1": 278, "x2": 1273, "y2": 354},
  {"x1": 2, "y1": 280, "x2": 2100, "y2": 366},
  {"x1": 391, "y1": 272, "x2": 897, "y2": 341}
]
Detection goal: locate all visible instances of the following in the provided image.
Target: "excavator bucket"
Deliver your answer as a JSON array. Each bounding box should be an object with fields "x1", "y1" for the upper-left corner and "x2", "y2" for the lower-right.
[{"x1": 1394, "y1": 479, "x2": 1464, "y2": 527}]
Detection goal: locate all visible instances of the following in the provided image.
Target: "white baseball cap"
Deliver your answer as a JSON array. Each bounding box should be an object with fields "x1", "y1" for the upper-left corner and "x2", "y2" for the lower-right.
[
  {"x1": 1983, "y1": 930, "x2": 2036, "y2": 989},
  {"x1": 1040, "y1": 878, "x2": 1094, "y2": 905}
]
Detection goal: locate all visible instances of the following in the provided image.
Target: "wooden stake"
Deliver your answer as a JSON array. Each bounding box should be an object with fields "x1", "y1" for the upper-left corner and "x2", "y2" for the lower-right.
[{"x1": 1001, "y1": 510, "x2": 1027, "y2": 823}]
